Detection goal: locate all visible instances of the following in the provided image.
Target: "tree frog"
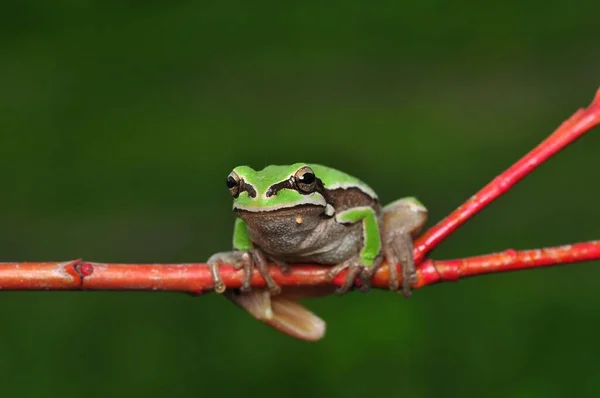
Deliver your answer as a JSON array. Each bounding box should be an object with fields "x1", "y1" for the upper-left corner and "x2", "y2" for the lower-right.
[{"x1": 208, "y1": 163, "x2": 427, "y2": 297}]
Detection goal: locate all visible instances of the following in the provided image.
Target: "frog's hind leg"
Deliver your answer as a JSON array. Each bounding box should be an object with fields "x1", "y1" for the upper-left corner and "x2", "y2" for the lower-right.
[{"x1": 382, "y1": 197, "x2": 428, "y2": 297}]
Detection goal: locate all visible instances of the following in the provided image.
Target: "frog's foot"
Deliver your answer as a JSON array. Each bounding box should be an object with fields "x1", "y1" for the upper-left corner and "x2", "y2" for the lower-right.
[
  {"x1": 382, "y1": 197, "x2": 428, "y2": 298},
  {"x1": 252, "y1": 249, "x2": 281, "y2": 295},
  {"x1": 207, "y1": 251, "x2": 251, "y2": 293},
  {"x1": 383, "y1": 233, "x2": 417, "y2": 298},
  {"x1": 326, "y1": 257, "x2": 368, "y2": 294},
  {"x1": 224, "y1": 286, "x2": 330, "y2": 342},
  {"x1": 208, "y1": 250, "x2": 281, "y2": 295},
  {"x1": 357, "y1": 265, "x2": 381, "y2": 293}
]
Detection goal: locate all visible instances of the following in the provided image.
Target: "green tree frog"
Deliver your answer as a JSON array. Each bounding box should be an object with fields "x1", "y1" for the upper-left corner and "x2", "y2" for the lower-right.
[{"x1": 209, "y1": 163, "x2": 427, "y2": 297}]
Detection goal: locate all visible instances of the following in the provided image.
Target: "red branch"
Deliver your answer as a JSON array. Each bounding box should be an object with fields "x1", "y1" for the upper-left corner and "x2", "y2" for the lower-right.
[
  {"x1": 0, "y1": 88, "x2": 598, "y2": 294},
  {"x1": 1, "y1": 241, "x2": 599, "y2": 292}
]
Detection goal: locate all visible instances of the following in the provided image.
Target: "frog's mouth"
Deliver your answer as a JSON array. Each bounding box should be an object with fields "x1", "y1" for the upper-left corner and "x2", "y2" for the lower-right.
[
  {"x1": 235, "y1": 203, "x2": 326, "y2": 218},
  {"x1": 233, "y1": 197, "x2": 327, "y2": 212}
]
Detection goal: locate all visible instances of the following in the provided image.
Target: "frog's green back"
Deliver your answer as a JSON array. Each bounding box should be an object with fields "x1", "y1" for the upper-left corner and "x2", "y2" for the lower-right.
[{"x1": 309, "y1": 163, "x2": 377, "y2": 199}]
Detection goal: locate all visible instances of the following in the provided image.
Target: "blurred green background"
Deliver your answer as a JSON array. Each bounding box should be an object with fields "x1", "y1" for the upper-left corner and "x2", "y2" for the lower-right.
[{"x1": 1, "y1": 1, "x2": 599, "y2": 397}]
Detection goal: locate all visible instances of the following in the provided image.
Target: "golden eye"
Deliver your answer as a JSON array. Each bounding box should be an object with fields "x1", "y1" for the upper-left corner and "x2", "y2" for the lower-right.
[
  {"x1": 226, "y1": 171, "x2": 241, "y2": 197},
  {"x1": 294, "y1": 166, "x2": 317, "y2": 193}
]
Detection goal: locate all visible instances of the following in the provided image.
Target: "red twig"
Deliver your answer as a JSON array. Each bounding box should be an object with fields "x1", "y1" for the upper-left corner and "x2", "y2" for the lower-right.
[{"x1": 1, "y1": 240, "x2": 599, "y2": 292}]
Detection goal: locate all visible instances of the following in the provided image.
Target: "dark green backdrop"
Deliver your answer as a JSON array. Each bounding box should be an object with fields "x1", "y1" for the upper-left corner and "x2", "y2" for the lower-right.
[{"x1": 1, "y1": 1, "x2": 599, "y2": 397}]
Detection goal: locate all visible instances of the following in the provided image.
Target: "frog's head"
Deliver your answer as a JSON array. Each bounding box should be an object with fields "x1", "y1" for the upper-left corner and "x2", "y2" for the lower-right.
[{"x1": 226, "y1": 163, "x2": 327, "y2": 212}]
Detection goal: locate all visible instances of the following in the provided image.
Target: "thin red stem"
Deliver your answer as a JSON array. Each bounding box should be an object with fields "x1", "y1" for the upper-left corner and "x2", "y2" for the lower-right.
[
  {"x1": 1, "y1": 240, "x2": 598, "y2": 292},
  {"x1": 413, "y1": 88, "x2": 600, "y2": 264},
  {"x1": 411, "y1": 240, "x2": 600, "y2": 288}
]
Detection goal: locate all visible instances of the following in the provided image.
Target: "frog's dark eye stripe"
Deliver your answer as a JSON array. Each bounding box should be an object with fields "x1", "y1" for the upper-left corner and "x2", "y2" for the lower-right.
[
  {"x1": 266, "y1": 178, "x2": 294, "y2": 197},
  {"x1": 241, "y1": 182, "x2": 257, "y2": 198}
]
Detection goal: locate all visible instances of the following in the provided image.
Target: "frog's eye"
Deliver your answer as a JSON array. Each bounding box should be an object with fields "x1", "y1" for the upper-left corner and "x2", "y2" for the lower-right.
[
  {"x1": 294, "y1": 166, "x2": 317, "y2": 193},
  {"x1": 226, "y1": 171, "x2": 241, "y2": 197}
]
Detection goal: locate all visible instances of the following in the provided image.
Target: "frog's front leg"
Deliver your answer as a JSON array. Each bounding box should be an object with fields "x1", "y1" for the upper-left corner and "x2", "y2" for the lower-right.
[
  {"x1": 326, "y1": 206, "x2": 382, "y2": 294},
  {"x1": 209, "y1": 218, "x2": 282, "y2": 295},
  {"x1": 381, "y1": 197, "x2": 428, "y2": 297}
]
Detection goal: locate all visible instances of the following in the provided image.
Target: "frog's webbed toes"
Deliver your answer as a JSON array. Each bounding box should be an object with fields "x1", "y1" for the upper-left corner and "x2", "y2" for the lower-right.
[
  {"x1": 209, "y1": 261, "x2": 226, "y2": 294},
  {"x1": 207, "y1": 251, "x2": 254, "y2": 294},
  {"x1": 326, "y1": 258, "x2": 365, "y2": 294},
  {"x1": 382, "y1": 197, "x2": 427, "y2": 297},
  {"x1": 252, "y1": 249, "x2": 282, "y2": 295},
  {"x1": 383, "y1": 234, "x2": 417, "y2": 298},
  {"x1": 239, "y1": 251, "x2": 255, "y2": 292},
  {"x1": 358, "y1": 266, "x2": 378, "y2": 293},
  {"x1": 207, "y1": 249, "x2": 283, "y2": 295},
  {"x1": 208, "y1": 251, "x2": 243, "y2": 294}
]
